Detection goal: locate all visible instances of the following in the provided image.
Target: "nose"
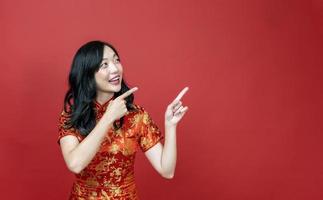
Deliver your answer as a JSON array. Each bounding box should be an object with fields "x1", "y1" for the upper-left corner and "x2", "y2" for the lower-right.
[{"x1": 108, "y1": 61, "x2": 119, "y2": 73}]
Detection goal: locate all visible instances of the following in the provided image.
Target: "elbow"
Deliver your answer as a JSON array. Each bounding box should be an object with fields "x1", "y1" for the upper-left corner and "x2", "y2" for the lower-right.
[
  {"x1": 161, "y1": 171, "x2": 175, "y2": 179},
  {"x1": 163, "y1": 174, "x2": 174, "y2": 179},
  {"x1": 68, "y1": 166, "x2": 82, "y2": 174},
  {"x1": 66, "y1": 159, "x2": 83, "y2": 174}
]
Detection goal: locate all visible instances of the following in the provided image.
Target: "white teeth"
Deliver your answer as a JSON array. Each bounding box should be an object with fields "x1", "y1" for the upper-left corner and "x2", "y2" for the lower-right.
[{"x1": 109, "y1": 76, "x2": 120, "y2": 81}]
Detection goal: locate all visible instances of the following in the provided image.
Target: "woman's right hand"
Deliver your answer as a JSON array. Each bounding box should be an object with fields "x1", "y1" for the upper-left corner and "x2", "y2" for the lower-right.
[{"x1": 104, "y1": 87, "x2": 138, "y2": 122}]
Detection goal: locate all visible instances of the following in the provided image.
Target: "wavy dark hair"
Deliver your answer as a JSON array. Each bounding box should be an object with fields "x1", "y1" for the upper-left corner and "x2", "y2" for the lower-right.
[{"x1": 63, "y1": 40, "x2": 137, "y2": 136}]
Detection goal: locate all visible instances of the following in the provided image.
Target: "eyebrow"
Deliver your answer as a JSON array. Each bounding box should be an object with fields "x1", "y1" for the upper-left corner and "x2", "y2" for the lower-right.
[
  {"x1": 100, "y1": 54, "x2": 118, "y2": 66},
  {"x1": 102, "y1": 54, "x2": 117, "y2": 61}
]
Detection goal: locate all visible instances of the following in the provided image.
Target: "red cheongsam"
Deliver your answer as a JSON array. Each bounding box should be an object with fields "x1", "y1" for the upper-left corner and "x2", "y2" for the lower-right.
[{"x1": 57, "y1": 97, "x2": 163, "y2": 200}]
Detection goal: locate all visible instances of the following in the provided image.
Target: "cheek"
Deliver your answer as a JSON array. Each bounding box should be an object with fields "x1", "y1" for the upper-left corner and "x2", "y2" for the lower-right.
[
  {"x1": 95, "y1": 72, "x2": 106, "y2": 86},
  {"x1": 118, "y1": 64, "x2": 124, "y2": 74},
  {"x1": 96, "y1": 70, "x2": 107, "y2": 79}
]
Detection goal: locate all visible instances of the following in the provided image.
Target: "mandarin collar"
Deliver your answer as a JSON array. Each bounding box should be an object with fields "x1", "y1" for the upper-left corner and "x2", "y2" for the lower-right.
[{"x1": 93, "y1": 96, "x2": 115, "y2": 112}]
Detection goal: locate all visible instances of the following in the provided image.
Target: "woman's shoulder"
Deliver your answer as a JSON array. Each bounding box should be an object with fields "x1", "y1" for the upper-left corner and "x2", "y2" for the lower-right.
[
  {"x1": 130, "y1": 103, "x2": 155, "y2": 124},
  {"x1": 58, "y1": 105, "x2": 74, "y2": 129},
  {"x1": 128, "y1": 103, "x2": 150, "y2": 122},
  {"x1": 131, "y1": 103, "x2": 149, "y2": 115},
  {"x1": 58, "y1": 109, "x2": 73, "y2": 129}
]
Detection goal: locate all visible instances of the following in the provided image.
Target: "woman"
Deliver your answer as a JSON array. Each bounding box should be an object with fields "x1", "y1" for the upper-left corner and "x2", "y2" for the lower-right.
[{"x1": 57, "y1": 40, "x2": 189, "y2": 199}]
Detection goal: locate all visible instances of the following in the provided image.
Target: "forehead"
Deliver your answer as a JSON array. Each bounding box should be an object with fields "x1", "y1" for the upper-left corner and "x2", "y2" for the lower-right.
[{"x1": 103, "y1": 45, "x2": 117, "y2": 59}]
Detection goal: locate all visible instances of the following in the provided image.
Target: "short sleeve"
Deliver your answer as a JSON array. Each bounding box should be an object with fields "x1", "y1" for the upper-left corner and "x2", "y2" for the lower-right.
[
  {"x1": 57, "y1": 110, "x2": 83, "y2": 145},
  {"x1": 138, "y1": 106, "x2": 164, "y2": 152}
]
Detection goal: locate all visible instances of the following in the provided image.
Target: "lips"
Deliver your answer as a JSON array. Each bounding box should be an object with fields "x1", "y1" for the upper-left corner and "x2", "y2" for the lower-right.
[{"x1": 109, "y1": 75, "x2": 120, "y2": 82}]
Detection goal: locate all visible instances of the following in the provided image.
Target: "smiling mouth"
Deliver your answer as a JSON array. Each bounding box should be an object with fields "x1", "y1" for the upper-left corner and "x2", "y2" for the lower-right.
[
  {"x1": 108, "y1": 76, "x2": 121, "y2": 85},
  {"x1": 109, "y1": 75, "x2": 120, "y2": 82}
]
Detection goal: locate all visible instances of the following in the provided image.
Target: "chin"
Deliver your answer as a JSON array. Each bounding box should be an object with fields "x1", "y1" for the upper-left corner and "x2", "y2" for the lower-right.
[{"x1": 109, "y1": 85, "x2": 122, "y2": 92}]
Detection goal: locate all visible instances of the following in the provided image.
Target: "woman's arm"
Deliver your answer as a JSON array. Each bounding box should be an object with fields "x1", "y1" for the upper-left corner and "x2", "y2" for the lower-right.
[
  {"x1": 59, "y1": 113, "x2": 114, "y2": 174},
  {"x1": 59, "y1": 87, "x2": 138, "y2": 174},
  {"x1": 144, "y1": 87, "x2": 189, "y2": 179},
  {"x1": 145, "y1": 124, "x2": 177, "y2": 179}
]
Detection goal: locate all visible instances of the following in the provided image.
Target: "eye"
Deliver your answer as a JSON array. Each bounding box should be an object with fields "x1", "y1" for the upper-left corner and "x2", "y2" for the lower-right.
[
  {"x1": 101, "y1": 62, "x2": 108, "y2": 68},
  {"x1": 115, "y1": 58, "x2": 120, "y2": 63}
]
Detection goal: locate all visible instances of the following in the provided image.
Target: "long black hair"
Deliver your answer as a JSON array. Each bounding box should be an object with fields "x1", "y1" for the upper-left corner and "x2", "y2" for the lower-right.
[{"x1": 63, "y1": 40, "x2": 137, "y2": 136}]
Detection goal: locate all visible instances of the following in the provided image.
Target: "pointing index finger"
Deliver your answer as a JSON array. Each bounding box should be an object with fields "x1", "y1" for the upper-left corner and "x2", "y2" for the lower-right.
[
  {"x1": 174, "y1": 87, "x2": 189, "y2": 102},
  {"x1": 117, "y1": 87, "x2": 138, "y2": 100}
]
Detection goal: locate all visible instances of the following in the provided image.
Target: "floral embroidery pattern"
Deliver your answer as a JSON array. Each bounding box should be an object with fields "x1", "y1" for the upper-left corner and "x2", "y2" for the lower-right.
[{"x1": 57, "y1": 99, "x2": 163, "y2": 200}]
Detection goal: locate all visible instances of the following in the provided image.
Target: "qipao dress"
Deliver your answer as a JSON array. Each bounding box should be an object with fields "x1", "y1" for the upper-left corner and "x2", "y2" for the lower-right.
[{"x1": 57, "y1": 97, "x2": 163, "y2": 200}]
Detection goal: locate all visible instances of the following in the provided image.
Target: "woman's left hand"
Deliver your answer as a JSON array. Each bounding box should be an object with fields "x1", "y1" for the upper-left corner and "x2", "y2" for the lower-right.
[{"x1": 165, "y1": 87, "x2": 189, "y2": 127}]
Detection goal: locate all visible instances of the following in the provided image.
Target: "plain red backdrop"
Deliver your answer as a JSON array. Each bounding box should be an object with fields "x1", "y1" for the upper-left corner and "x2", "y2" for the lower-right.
[{"x1": 1, "y1": 0, "x2": 323, "y2": 199}]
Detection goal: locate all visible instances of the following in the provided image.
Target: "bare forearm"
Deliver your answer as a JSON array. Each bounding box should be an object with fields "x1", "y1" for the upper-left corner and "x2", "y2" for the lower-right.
[
  {"x1": 67, "y1": 113, "x2": 113, "y2": 173},
  {"x1": 161, "y1": 124, "x2": 177, "y2": 178}
]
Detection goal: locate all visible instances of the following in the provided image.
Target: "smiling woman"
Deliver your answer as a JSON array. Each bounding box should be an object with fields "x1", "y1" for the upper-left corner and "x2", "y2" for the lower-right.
[
  {"x1": 62, "y1": 41, "x2": 136, "y2": 134},
  {"x1": 96, "y1": 46, "x2": 123, "y2": 95},
  {"x1": 57, "y1": 40, "x2": 189, "y2": 199}
]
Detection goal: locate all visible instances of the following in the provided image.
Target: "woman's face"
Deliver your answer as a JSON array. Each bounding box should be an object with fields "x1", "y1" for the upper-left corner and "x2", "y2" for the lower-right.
[{"x1": 95, "y1": 45, "x2": 123, "y2": 94}]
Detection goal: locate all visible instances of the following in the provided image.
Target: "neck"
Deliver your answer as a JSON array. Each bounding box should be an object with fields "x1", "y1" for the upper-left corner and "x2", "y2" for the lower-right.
[{"x1": 96, "y1": 91, "x2": 114, "y2": 105}]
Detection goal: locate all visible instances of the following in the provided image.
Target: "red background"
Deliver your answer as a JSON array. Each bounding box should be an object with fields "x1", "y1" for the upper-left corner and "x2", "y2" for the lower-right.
[{"x1": 1, "y1": 0, "x2": 323, "y2": 199}]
